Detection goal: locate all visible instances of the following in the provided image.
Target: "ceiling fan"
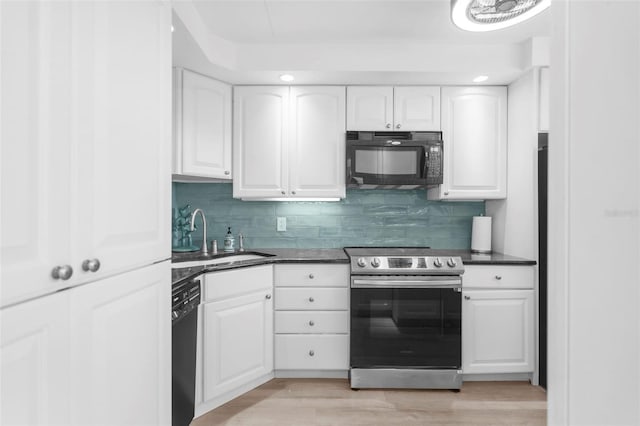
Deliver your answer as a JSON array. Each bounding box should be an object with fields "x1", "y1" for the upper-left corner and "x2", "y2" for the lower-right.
[{"x1": 451, "y1": 0, "x2": 551, "y2": 31}]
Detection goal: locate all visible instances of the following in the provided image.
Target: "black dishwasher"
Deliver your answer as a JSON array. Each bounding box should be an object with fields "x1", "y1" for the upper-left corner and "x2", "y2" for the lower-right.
[{"x1": 172, "y1": 278, "x2": 201, "y2": 426}]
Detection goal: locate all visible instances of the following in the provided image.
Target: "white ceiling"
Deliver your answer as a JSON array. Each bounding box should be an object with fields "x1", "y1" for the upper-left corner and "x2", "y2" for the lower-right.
[{"x1": 172, "y1": 0, "x2": 551, "y2": 85}]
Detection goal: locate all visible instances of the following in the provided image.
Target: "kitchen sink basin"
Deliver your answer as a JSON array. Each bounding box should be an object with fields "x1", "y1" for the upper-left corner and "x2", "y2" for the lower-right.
[{"x1": 171, "y1": 251, "x2": 275, "y2": 269}]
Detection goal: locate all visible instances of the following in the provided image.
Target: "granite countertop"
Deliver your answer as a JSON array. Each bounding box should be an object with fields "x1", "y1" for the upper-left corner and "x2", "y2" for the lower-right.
[{"x1": 171, "y1": 247, "x2": 534, "y2": 287}]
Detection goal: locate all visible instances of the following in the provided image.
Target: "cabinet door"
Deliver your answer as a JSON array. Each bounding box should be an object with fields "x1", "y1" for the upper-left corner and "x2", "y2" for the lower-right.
[
  {"x1": 233, "y1": 86, "x2": 289, "y2": 198},
  {"x1": 393, "y1": 87, "x2": 441, "y2": 131},
  {"x1": 1, "y1": 292, "x2": 70, "y2": 425},
  {"x1": 174, "y1": 68, "x2": 232, "y2": 179},
  {"x1": 346, "y1": 86, "x2": 393, "y2": 131},
  {"x1": 71, "y1": 1, "x2": 171, "y2": 282},
  {"x1": 202, "y1": 289, "x2": 274, "y2": 402},
  {"x1": 436, "y1": 86, "x2": 507, "y2": 200},
  {"x1": 0, "y1": 1, "x2": 73, "y2": 306},
  {"x1": 69, "y1": 261, "x2": 171, "y2": 426},
  {"x1": 289, "y1": 86, "x2": 346, "y2": 198},
  {"x1": 462, "y1": 289, "x2": 534, "y2": 374}
]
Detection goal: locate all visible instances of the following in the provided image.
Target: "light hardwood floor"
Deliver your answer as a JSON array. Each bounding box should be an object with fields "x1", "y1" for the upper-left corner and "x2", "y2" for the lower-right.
[{"x1": 191, "y1": 379, "x2": 547, "y2": 425}]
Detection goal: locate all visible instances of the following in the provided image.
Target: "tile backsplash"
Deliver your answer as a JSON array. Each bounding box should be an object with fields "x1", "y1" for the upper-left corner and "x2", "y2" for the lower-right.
[{"x1": 173, "y1": 183, "x2": 484, "y2": 249}]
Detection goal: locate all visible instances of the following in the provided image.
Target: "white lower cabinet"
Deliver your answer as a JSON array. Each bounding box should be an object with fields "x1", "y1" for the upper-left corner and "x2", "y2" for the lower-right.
[
  {"x1": 0, "y1": 261, "x2": 171, "y2": 426},
  {"x1": 274, "y1": 264, "x2": 349, "y2": 376},
  {"x1": 462, "y1": 265, "x2": 535, "y2": 375},
  {"x1": 196, "y1": 265, "x2": 274, "y2": 415}
]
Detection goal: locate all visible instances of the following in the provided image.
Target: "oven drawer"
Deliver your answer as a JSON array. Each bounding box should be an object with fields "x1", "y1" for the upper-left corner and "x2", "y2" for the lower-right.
[
  {"x1": 275, "y1": 335, "x2": 349, "y2": 370},
  {"x1": 275, "y1": 288, "x2": 349, "y2": 310},
  {"x1": 275, "y1": 264, "x2": 349, "y2": 287},
  {"x1": 275, "y1": 311, "x2": 349, "y2": 334},
  {"x1": 463, "y1": 265, "x2": 534, "y2": 289}
]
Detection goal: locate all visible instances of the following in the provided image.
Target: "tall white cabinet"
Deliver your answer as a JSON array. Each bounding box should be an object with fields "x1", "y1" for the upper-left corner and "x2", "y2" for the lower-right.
[
  {"x1": 0, "y1": 1, "x2": 172, "y2": 424},
  {"x1": 173, "y1": 68, "x2": 232, "y2": 180},
  {"x1": 1, "y1": 0, "x2": 171, "y2": 307},
  {"x1": 233, "y1": 86, "x2": 346, "y2": 199},
  {"x1": 429, "y1": 86, "x2": 507, "y2": 200}
]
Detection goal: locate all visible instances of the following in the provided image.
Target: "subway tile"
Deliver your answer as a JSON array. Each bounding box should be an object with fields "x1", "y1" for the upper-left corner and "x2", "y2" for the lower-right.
[{"x1": 173, "y1": 183, "x2": 483, "y2": 250}]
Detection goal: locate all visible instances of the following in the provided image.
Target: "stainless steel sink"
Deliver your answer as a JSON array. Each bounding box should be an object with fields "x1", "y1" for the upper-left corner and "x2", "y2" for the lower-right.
[{"x1": 171, "y1": 251, "x2": 274, "y2": 269}]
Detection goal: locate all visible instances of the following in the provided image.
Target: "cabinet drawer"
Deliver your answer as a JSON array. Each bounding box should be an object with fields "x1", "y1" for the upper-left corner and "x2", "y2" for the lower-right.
[
  {"x1": 463, "y1": 265, "x2": 534, "y2": 289},
  {"x1": 203, "y1": 265, "x2": 273, "y2": 301},
  {"x1": 275, "y1": 311, "x2": 349, "y2": 334},
  {"x1": 275, "y1": 264, "x2": 349, "y2": 287},
  {"x1": 275, "y1": 335, "x2": 349, "y2": 370},
  {"x1": 275, "y1": 288, "x2": 348, "y2": 310}
]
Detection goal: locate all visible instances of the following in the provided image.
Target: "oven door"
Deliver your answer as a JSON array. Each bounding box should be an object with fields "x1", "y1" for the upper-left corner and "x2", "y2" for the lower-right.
[{"x1": 350, "y1": 276, "x2": 461, "y2": 369}]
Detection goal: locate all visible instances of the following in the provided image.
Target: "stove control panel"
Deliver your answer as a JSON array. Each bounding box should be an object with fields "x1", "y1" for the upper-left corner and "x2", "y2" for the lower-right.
[{"x1": 350, "y1": 255, "x2": 464, "y2": 275}]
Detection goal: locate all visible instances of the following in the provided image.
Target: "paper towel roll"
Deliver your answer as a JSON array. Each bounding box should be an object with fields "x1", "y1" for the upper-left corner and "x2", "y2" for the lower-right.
[{"x1": 471, "y1": 216, "x2": 492, "y2": 254}]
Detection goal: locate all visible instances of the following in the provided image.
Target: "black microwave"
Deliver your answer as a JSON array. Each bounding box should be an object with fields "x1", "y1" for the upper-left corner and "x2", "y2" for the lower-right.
[{"x1": 346, "y1": 131, "x2": 443, "y2": 188}]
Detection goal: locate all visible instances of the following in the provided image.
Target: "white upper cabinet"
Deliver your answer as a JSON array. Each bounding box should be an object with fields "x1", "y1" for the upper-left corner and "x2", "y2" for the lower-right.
[
  {"x1": 173, "y1": 68, "x2": 232, "y2": 180},
  {"x1": 347, "y1": 86, "x2": 440, "y2": 131},
  {"x1": 233, "y1": 86, "x2": 289, "y2": 198},
  {"x1": 538, "y1": 67, "x2": 550, "y2": 132},
  {"x1": 233, "y1": 86, "x2": 346, "y2": 199},
  {"x1": 0, "y1": 1, "x2": 171, "y2": 307},
  {"x1": 429, "y1": 86, "x2": 507, "y2": 200},
  {"x1": 289, "y1": 86, "x2": 346, "y2": 198}
]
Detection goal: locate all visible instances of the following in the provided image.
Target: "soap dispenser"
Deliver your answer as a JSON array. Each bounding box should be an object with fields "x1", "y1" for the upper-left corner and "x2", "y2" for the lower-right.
[{"x1": 223, "y1": 227, "x2": 235, "y2": 252}]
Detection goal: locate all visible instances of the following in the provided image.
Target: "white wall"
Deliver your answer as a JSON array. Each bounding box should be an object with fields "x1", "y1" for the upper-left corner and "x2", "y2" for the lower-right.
[
  {"x1": 548, "y1": 1, "x2": 640, "y2": 424},
  {"x1": 486, "y1": 69, "x2": 538, "y2": 260}
]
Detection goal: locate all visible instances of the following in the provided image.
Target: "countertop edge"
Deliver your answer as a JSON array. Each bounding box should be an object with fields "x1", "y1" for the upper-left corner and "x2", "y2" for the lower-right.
[{"x1": 172, "y1": 249, "x2": 535, "y2": 286}]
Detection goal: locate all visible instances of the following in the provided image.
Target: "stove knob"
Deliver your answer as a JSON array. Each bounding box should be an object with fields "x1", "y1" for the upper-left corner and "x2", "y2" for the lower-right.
[
  {"x1": 447, "y1": 257, "x2": 457, "y2": 267},
  {"x1": 371, "y1": 257, "x2": 381, "y2": 268},
  {"x1": 357, "y1": 257, "x2": 367, "y2": 267},
  {"x1": 433, "y1": 258, "x2": 443, "y2": 268}
]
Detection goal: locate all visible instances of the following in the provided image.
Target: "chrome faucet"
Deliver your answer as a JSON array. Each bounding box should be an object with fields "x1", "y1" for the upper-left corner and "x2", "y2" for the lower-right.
[{"x1": 189, "y1": 208, "x2": 208, "y2": 255}]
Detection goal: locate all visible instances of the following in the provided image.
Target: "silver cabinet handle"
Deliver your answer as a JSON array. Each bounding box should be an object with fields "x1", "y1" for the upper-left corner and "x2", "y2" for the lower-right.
[
  {"x1": 224, "y1": 170, "x2": 230, "y2": 175},
  {"x1": 266, "y1": 294, "x2": 272, "y2": 299},
  {"x1": 309, "y1": 350, "x2": 315, "y2": 356},
  {"x1": 386, "y1": 123, "x2": 391, "y2": 129},
  {"x1": 308, "y1": 297, "x2": 314, "y2": 302},
  {"x1": 444, "y1": 191, "x2": 449, "y2": 196},
  {"x1": 309, "y1": 320, "x2": 315, "y2": 326},
  {"x1": 81, "y1": 258, "x2": 101, "y2": 273},
  {"x1": 281, "y1": 191, "x2": 286, "y2": 195},
  {"x1": 396, "y1": 124, "x2": 401, "y2": 129},
  {"x1": 495, "y1": 275, "x2": 502, "y2": 280},
  {"x1": 51, "y1": 265, "x2": 73, "y2": 280},
  {"x1": 292, "y1": 191, "x2": 296, "y2": 195},
  {"x1": 308, "y1": 273, "x2": 314, "y2": 279},
  {"x1": 464, "y1": 295, "x2": 470, "y2": 300}
]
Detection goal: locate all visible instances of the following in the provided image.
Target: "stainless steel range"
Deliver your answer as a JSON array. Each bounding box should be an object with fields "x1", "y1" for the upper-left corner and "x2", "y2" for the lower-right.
[{"x1": 344, "y1": 247, "x2": 464, "y2": 390}]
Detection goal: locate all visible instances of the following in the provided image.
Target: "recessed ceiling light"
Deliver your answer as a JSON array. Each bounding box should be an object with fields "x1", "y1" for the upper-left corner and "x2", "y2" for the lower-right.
[
  {"x1": 279, "y1": 74, "x2": 295, "y2": 82},
  {"x1": 473, "y1": 75, "x2": 489, "y2": 83},
  {"x1": 451, "y1": 0, "x2": 551, "y2": 32},
  {"x1": 171, "y1": 25, "x2": 174, "y2": 33}
]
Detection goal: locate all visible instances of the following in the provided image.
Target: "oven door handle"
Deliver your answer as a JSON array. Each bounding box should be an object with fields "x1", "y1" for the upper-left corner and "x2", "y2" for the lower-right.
[{"x1": 352, "y1": 278, "x2": 462, "y2": 289}]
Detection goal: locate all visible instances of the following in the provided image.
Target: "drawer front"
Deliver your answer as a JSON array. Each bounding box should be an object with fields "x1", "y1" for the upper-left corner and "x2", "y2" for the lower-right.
[
  {"x1": 275, "y1": 311, "x2": 349, "y2": 334},
  {"x1": 463, "y1": 265, "x2": 534, "y2": 289},
  {"x1": 275, "y1": 335, "x2": 349, "y2": 370},
  {"x1": 275, "y1": 264, "x2": 349, "y2": 287},
  {"x1": 203, "y1": 265, "x2": 273, "y2": 301},
  {"x1": 275, "y1": 288, "x2": 348, "y2": 310}
]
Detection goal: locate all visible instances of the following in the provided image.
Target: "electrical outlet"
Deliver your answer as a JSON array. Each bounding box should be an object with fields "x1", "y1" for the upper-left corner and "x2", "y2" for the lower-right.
[{"x1": 276, "y1": 217, "x2": 287, "y2": 232}]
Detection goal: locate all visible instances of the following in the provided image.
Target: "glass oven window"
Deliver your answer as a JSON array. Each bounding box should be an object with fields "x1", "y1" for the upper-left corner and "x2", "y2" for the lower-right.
[
  {"x1": 350, "y1": 288, "x2": 461, "y2": 368},
  {"x1": 354, "y1": 147, "x2": 420, "y2": 177}
]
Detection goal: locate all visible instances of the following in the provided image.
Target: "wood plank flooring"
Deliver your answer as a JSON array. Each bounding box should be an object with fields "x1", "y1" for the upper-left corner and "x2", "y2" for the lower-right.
[{"x1": 191, "y1": 379, "x2": 547, "y2": 425}]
